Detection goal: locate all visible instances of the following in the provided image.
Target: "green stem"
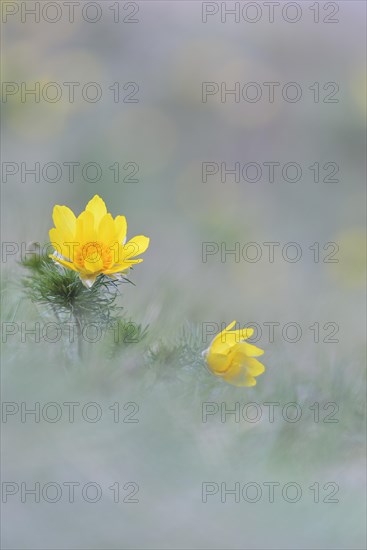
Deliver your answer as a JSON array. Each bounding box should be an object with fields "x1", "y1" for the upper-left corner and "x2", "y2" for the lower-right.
[{"x1": 74, "y1": 312, "x2": 84, "y2": 362}]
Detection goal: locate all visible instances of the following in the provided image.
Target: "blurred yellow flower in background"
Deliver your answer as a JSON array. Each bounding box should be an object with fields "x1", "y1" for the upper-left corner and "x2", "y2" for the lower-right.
[
  {"x1": 330, "y1": 228, "x2": 366, "y2": 288},
  {"x1": 203, "y1": 321, "x2": 265, "y2": 387},
  {"x1": 49, "y1": 195, "x2": 149, "y2": 288}
]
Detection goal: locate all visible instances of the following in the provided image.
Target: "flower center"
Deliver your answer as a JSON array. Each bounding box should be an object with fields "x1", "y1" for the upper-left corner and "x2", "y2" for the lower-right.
[{"x1": 74, "y1": 241, "x2": 114, "y2": 271}]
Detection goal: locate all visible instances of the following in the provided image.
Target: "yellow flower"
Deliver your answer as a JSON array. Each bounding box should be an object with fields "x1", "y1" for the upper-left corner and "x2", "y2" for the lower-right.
[
  {"x1": 203, "y1": 321, "x2": 265, "y2": 387},
  {"x1": 49, "y1": 195, "x2": 149, "y2": 288}
]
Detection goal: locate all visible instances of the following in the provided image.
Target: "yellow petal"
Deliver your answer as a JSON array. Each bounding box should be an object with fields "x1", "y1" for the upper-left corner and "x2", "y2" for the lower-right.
[
  {"x1": 83, "y1": 256, "x2": 104, "y2": 274},
  {"x1": 211, "y1": 328, "x2": 254, "y2": 355},
  {"x1": 206, "y1": 352, "x2": 230, "y2": 374},
  {"x1": 75, "y1": 210, "x2": 96, "y2": 244},
  {"x1": 52, "y1": 205, "x2": 76, "y2": 242},
  {"x1": 49, "y1": 254, "x2": 79, "y2": 272},
  {"x1": 114, "y1": 215, "x2": 127, "y2": 244},
  {"x1": 229, "y1": 327, "x2": 254, "y2": 341},
  {"x1": 49, "y1": 228, "x2": 75, "y2": 259},
  {"x1": 245, "y1": 358, "x2": 266, "y2": 376},
  {"x1": 123, "y1": 235, "x2": 150, "y2": 259},
  {"x1": 85, "y1": 195, "x2": 107, "y2": 228},
  {"x1": 234, "y1": 342, "x2": 265, "y2": 358},
  {"x1": 98, "y1": 213, "x2": 116, "y2": 245},
  {"x1": 220, "y1": 360, "x2": 258, "y2": 386},
  {"x1": 103, "y1": 259, "x2": 143, "y2": 275},
  {"x1": 212, "y1": 328, "x2": 254, "y2": 353},
  {"x1": 224, "y1": 321, "x2": 237, "y2": 331},
  {"x1": 210, "y1": 322, "x2": 254, "y2": 354},
  {"x1": 113, "y1": 243, "x2": 143, "y2": 264},
  {"x1": 223, "y1": 371, "x2": 257, "y2": 387}
]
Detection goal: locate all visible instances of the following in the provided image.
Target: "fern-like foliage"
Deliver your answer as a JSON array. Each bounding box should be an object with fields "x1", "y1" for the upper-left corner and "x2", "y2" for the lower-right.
[
  {"x1": 22, "y1": 257, "x2": 122, "y2": 329},
  {"x1": 106, "y1": 318, "x2": 149, "y2": 358}
]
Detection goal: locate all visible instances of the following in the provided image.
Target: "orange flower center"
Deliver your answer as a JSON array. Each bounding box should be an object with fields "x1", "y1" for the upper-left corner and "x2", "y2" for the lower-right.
[{"x1": 74, "y1": 241, "x2": 114, "y2": 271}]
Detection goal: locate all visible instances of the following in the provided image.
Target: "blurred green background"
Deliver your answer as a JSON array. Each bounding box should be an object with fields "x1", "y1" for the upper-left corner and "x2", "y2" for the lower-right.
[{"x1": 1, "y1": 1, "x2": 366, "y2": 548}]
